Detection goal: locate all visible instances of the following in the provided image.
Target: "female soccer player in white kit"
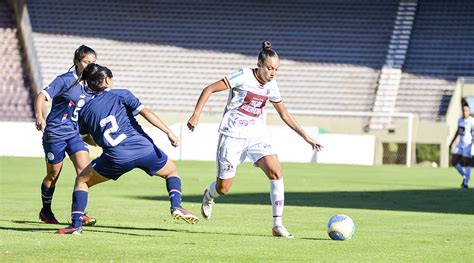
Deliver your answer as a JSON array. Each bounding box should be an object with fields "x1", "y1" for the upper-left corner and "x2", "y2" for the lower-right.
[
  {"x1": 187, "y1": 41, "x2": 323, "y2": 238},
  {"x1": 449, "y1": 102, "x2": 471, "y2": 188}
]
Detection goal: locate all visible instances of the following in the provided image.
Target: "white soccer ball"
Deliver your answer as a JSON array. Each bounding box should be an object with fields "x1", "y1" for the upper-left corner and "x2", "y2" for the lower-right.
[{"x1": 327, "y1": 214, "x2": 355, "y2": 241}]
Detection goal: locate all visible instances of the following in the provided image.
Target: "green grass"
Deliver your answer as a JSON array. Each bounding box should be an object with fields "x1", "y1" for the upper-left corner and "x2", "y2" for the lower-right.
[{"x1": 0, "y1": 157, "x2": 473, "y2": 262}]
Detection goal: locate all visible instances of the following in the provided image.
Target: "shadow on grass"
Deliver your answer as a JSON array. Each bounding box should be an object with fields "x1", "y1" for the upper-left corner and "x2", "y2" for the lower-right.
[
  {"x1": 2, "y1": 220, "x2": 324, "y2": 240},
  {"x1": 132, "y1": 189, "x2": 474, "y2": 215},
  {"x1": 0, "y1": 220, "x2": 155, "y2": 237}
]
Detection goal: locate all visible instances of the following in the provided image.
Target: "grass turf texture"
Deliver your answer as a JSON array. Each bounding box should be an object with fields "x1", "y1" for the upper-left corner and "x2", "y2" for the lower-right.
[{"x1": 0, "y1": 157, "x2": 473, "y2": 262}]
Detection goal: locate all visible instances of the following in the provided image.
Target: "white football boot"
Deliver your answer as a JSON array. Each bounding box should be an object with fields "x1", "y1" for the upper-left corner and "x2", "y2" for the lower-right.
[
  {"x1": 201, "y1": 189, "x2": 215, "y2": 219},
  {"x1": 272, "y1": 225, "x2": 294, "y2": 238}
]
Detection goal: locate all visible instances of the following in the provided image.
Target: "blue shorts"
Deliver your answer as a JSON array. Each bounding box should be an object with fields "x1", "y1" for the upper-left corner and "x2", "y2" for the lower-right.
[
  {"x1": 91, "y1": 146, "x2": 168, "y2": 180},
  {"x1": 42, "y1": 134, "x2": 89, "y2": 164}
]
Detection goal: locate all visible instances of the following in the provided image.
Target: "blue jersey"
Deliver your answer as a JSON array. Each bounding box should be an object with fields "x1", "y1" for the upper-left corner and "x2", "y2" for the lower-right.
[
  {"x1": 42, "y1": 71, "x2": 93, "y2": 142},
  {"x1": 78, "y1": 89, "x2": 154, "y2": 163}
]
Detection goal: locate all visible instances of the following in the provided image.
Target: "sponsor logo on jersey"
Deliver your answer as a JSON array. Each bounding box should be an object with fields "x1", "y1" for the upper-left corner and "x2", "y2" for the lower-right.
[
  {"x1": 77, "y1": 99, "x2": 85, "y2": 108},
  {"x1": 237, "y1": 92, "x2": 268, "y2": 117},
  {"x1": 236, "y1": 119, "x2": 256, "y2": 126}
]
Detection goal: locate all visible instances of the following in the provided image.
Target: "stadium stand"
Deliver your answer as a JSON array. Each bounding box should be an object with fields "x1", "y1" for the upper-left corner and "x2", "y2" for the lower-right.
[
  {"x1": 26, "y1": 0, "x2": 399, "y2": 114},
  {"x1": 396, "y1": 0, "x2": 474, "y2": 121},
  {"x1": 0, "y1": 1, "x2": 33, "y2": 121},
  {"x1": 5, "y1": 0, "x2": 473, "y2": 123}
]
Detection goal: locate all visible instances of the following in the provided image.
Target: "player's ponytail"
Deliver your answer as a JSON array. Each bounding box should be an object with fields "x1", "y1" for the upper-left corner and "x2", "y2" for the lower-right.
[
  {"x1": 81, "y1": 63, "x2": 113, "y2": 93},
  {"x1": 258, "y1": 41, "x2": 278, "y2": 64}
]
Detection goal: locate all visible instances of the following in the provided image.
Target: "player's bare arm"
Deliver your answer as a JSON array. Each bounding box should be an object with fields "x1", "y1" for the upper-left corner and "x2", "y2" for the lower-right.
[
  {"x1": 449, "y1": 127, "x2": 459, "y2": 149},
  {"x1": 34, "y1": 92, "x2": 47, "y2": 132},
  {"x1": 139, "y1": 107, "x2": 179, "y2": 147},
  {"x1": 272, "y1": 101, "x2": 323, "y2": 151},
  {"x1": 187, "y1": 80, "x2": 228, "y2": 131}
]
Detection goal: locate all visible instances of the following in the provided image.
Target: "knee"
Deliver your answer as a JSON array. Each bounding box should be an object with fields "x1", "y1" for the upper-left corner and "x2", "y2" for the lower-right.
[
  {"x1": 45, "y1": 170, "x2": 61, "y2": 182},
  {"x1": 154, "y1": 158, "x2": 178, "y2": 179},
  {"x1": 451, "y1": 158, "x2": 458, "y2": 166},
  {"x1": 216, "y1": 186, "x2": 228, "y2": 195},
  {"x1": 75, "y1": 165, "x2": 88, "y2": 175},
  {"x1": 268, "y1": 168, "x2": 282, "y2": 180}
]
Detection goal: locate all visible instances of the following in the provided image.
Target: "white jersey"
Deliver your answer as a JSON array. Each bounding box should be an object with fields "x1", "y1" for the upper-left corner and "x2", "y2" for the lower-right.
[
  {"x1": 458, "y1": 117, "x2": 472, "y2": 145},
  {"x1": 219, "y1": 68, "x2": 282, "y2": 138}
]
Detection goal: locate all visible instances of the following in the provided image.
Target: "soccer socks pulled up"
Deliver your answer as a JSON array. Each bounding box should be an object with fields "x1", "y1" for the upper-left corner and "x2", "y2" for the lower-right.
[
  {"x1": 41, "y1": 183, "x2": 55, "y2": 213},
  {"x1": 455, "y1": 163, "x2": 465, "y2": 177},
  {"x1": 207, "y1": 181, "x2": 220, "y2": 199},
  {"x1": 464, "y1": 166, "x2": 471, "y2": 185},
  {"x1": 166, "y1": 176, "x2": 182, "y2": 208},
  {"x1": 270, "y1": 179, "x2": 284, "y2": 227},
  {"x1": 71, "y1": 190, "x2": 88, "y2": 228}
]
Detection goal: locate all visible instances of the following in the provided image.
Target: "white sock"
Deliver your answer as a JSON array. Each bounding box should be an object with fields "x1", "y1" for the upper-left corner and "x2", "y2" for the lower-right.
[
  {"x1": 455, "y1": 163, "x2": 465, "y2": 177},
  {"x1": 270, "y1": 179, "x2": 284, "y2": 227},
  {"x1": 207, "y1": 181, "x2": 219, "y2": 199}
]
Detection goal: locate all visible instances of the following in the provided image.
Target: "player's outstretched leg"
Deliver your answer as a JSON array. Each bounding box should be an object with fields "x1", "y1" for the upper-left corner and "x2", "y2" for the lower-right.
[
  {"x1": 165, "y1": 175, "x2": 199, "y2": 224},
  {"x1": 56, "y1": 190, "x2": 88, "y2": 235}
]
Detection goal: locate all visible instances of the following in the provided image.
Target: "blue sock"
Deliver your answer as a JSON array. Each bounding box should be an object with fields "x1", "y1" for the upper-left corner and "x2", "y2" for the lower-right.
[
  {"x1": 41, "y1": 183, "x2": 55, "y2": 213},
  {"x1": 455, "y1": 163, "x2": 465, "y2": 177},
  {"x1": 166, "y1": 176, "x2": 182, "y2": 208},
  {"x1": 464, "y1": 166, "x2": 471, "y2": 185},
  {"x1": 71, "y1": 191, "x2": 88, "y2": 228}
]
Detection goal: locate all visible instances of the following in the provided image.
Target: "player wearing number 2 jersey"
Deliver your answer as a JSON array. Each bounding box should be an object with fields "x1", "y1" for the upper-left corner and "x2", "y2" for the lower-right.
[
  {"x1": 34, "y1": 45, "x2": 97, "y2": 225},
  {"x1": 56, "y1": 64, "x2": 198, "y2": 235},
  {"x1": 187, "y1": 41, "x2": 323, "y2": 238}
]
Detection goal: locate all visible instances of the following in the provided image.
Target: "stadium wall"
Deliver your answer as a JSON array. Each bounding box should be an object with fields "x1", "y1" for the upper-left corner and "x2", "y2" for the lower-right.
[{"x1": 0, "y1": 121, "x2": 376, "y2": 165}]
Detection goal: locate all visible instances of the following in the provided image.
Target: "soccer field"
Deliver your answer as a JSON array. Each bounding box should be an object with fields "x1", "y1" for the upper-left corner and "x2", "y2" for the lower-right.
[{"x1": 0, "y1": 157, "x2": 473, "y2": 262}]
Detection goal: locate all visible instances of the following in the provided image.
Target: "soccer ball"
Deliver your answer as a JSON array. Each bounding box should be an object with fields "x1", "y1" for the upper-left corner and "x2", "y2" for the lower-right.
[{"x1": 327, "y1": 214, "x2": 355, "y2": 241}]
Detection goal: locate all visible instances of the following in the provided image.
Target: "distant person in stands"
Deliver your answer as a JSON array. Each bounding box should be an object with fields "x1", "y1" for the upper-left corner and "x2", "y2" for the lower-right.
[
  {"x1": 187, "y1": 41, "x2": 323, "y2": 238},
  {"x1": 449, "y1": 101, "x2": 471, "y2": 189},
  {"x1": 56, "y1": 64, "x2": 198, "y2": 235},
  {"x1": 34, "y1": 45, "x2": 97, "y2": 225}
]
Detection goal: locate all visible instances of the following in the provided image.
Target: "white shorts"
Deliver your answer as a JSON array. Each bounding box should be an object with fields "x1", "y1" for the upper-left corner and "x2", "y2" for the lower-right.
[
  {"x1": 216, "y1": 133, "x2": 277, "y2": 179},
  {"x1": 454, "y1": 143, "x2": 471, "y2": 158}
]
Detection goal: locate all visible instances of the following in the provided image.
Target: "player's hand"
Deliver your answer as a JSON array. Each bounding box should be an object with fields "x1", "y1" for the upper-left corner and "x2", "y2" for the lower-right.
[
  {"x1": 306, "y1": 137, "x2": 323, "y2": 151},
  {"x1": 187, "y1": 115, "x2": 199, "y2": 131},
  {"x1": 167, "y1": 132, "x2": 179, "y2": 147},
  {"x1": 35, "y1": 116, "x2": 45, "y2": 132}
]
